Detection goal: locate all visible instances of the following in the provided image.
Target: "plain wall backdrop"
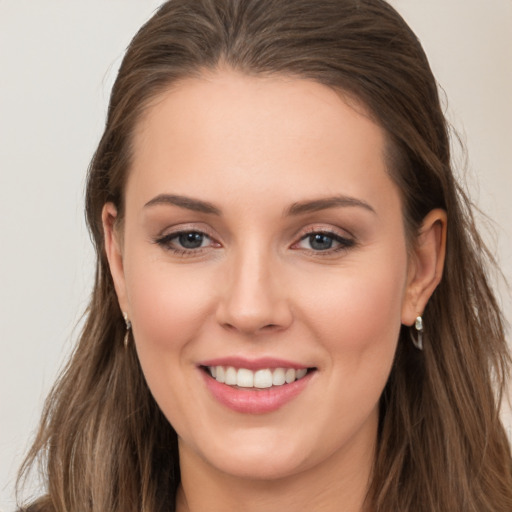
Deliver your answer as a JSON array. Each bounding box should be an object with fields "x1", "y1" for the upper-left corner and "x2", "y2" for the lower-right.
[{"x1": 1, "y1": 1, "x2": 511, "y2": 509}]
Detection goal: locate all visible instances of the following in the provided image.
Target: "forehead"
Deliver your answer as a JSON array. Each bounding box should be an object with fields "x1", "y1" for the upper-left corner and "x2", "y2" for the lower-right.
[
  {"x1": 134, "y1": 70, "x2": 380, "y2": 155},
  {"x1": 127, "y1": 70, "x2": 399, "y2": 215}
]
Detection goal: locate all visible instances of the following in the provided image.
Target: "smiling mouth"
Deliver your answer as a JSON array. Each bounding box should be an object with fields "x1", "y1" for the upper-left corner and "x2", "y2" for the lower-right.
[{"x1": 201, "y1": 365, "x2": 316, "y2": 390}]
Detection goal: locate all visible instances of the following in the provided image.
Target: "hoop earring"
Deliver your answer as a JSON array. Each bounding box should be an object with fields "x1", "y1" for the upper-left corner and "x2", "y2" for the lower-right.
[
  {"x1": 410, "y1": 315, "x2": 423, "y2": 350},
  {"x1": 123, "y1": 312, "x2": 132, "y2": 349}
]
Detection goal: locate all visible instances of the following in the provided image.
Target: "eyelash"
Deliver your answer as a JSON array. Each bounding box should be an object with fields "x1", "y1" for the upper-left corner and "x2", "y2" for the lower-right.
[
  {"x1": 154, "y1": 230, "x2": 218, "y2": 256},
  {"x1": 153, "y1": 228, "x2": 355, "y2": 256},
  {"x1": 294, "y1": 229, "x2": 355, "y2": 254}
]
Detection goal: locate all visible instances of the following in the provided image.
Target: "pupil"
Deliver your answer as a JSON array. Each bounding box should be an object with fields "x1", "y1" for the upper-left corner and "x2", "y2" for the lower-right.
[
  {"x1": 310, "y1": 234, "x2": 333, "y2": 250},
  {"x1": 179, "y1": 232, "x2": 204, "y2": 249}
]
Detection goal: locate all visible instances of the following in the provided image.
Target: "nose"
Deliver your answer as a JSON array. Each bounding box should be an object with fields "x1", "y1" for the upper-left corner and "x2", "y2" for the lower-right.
[{"x1": 215, "y1": 245, "x2": 293, "y2": 336}]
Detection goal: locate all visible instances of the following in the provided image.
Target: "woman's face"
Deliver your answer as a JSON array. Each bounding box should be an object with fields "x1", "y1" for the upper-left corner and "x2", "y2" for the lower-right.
[{"x1": 105, "y1": 71, "x2": 430, "y2": 481}]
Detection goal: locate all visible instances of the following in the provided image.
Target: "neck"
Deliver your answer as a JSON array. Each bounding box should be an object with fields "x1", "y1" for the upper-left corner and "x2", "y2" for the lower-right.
[{"x1": 176, "y1": 432, "x2": 375, "y2": 512}]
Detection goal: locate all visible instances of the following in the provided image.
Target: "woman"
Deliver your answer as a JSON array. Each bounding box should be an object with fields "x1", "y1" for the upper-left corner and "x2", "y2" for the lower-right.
[{"x1": 17, "y1": 0, "x2": 512, "y2": 511}]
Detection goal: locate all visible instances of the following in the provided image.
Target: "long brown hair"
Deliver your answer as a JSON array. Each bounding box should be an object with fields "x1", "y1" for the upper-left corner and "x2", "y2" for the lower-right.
[{"x1": 17, "y1": 1, "x2": 512, "y2": 511}]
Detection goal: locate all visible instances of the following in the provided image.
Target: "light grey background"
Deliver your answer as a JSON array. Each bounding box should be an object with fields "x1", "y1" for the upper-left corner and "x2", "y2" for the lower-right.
[{"x1": 1, "y1": 1, "x2": 511, "y2": 509}]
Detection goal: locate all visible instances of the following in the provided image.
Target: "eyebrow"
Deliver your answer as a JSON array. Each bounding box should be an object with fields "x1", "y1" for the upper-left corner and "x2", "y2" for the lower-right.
[
  {"x1": 143, "y1": 193, "x2": 375, "y2": 217},
  {"x1": 144, "y1": 194, "x2": 221, "y2": 215},
  {"x1": 285, "y1": 195, "x2": 376, "y2": 216}
]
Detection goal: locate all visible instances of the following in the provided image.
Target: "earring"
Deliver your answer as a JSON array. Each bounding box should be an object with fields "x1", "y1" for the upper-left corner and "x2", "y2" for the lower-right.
[
  {"x1": 410, "y1": 315, "x2": 423, "y2": 350},
  {"x1": 123, "y1": 312, "x2": 132, "y2": 349}
]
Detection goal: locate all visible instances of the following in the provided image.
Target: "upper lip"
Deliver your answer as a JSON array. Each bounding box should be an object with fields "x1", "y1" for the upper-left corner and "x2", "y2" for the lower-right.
[{"x1": 199, "y1": 356, "x2": 312, "y2": 371}]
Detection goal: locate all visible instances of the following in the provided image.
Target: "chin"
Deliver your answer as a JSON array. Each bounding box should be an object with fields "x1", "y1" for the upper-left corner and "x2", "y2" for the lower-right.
[
  {"x1": 212, "y1": 453, "x2": 310, "y2": 481},
  {"x1": 187, "y1": 428, "x2": 319, "y2": 481}
]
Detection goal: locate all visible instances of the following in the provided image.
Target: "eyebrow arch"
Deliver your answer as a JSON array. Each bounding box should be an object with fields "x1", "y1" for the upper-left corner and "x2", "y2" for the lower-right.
[
  {"x1": 286, "y1": 195, "x2": 376, "y2": 216},
  {"x1": 144, "y1": 194, "x2": 221, "y2": 215}
]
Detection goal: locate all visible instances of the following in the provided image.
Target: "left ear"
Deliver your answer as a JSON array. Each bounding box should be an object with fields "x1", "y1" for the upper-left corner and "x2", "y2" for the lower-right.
[{"x1": 401, "y1": 208, "x2": 447, "y2": 326}]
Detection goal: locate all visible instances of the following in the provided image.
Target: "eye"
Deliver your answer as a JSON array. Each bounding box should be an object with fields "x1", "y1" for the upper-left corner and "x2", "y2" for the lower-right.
[
  {"x1": 176, "y1": 231, "x2": 209, "y2": 249},
  {"x1": 154, "y1": 230, "x2": 219, "y2": 253},
  {"x1": 294, "y1": 231, "x2": 355, "y2": 252}
]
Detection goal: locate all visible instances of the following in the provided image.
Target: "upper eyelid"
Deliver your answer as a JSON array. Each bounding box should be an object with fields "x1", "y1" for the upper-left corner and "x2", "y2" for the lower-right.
[
  {"x1": 298, "y1": 231, "x2": 352, "y2": 242},
  {"x1": 153, "y1": 230, "x2": 219, "y2": 255},
  {"x1": 294, "y1": 231, "x2": 354, "y2": 247},
  {"x1": 156, "y1": 230, "x2": 217, "y2": 246},
  {"x1": 294, "y1": 223, "x2": 355, "y2": 240},
  {"x1": 152, "y1": 224, "x2": 219, "y2": 251},
  {"x1": 155, "y1": 223, "x2": 218, "y2": 239},
  {"x1": 291, "y1": 224, "x2": 357, "y2": 250},
  {"x1": 157, "y1": 230, "x2": 211, "y2": 241}
]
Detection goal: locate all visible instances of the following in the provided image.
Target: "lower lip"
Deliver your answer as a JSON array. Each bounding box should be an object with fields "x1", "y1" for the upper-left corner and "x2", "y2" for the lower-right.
[{"x1": 201, "y1": 370, "x2": 314, "y2": 414}]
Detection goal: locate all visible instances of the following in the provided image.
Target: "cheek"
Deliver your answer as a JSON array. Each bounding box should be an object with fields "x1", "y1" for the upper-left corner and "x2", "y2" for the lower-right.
[
  {"x1": 122, "y1": 253, "x2": 217, "y2": 427},
  {"x1": 124, "y1": 251, "x2": 216, "y2": 354},
  {"x1": 292, "y1": 251, "x2": 407, "y2": 433},
  {"x1": 294, "y1": 251, "x2": 407, "y2": 359}
]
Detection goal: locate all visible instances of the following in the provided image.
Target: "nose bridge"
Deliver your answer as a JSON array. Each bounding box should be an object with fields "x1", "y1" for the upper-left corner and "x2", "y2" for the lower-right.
[{"x1": 217, "y1": 238, "x2": 291, "y2": 334}]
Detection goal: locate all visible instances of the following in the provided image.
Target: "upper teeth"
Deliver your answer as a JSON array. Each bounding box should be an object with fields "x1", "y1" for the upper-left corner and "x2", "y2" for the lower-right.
[{"x1": 208, "y1": 366, "x2": 308, "y2": 389}]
